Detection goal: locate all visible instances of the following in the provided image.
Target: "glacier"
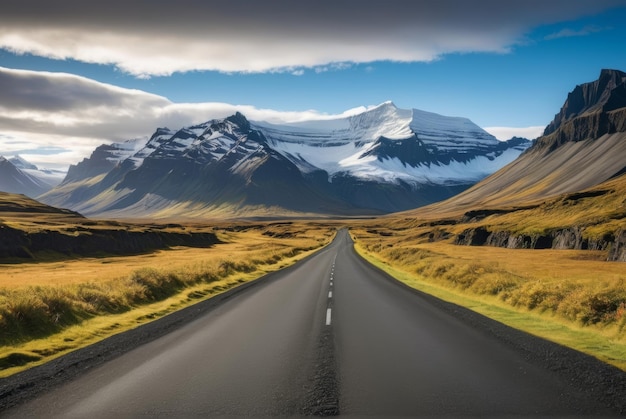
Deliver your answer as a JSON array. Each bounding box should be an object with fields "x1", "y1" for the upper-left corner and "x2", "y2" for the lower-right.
[{"x1": 252, "y1": 101, "x2": 526, "y2": 185}]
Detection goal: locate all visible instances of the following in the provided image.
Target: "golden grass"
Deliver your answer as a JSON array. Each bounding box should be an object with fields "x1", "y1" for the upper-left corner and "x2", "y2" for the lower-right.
[
  {"x1": 351, "y1": 226, "x2": 626, "y2": 370},
  {"x1": 355, "y1": 245, "x2": 626, "y2": 371},
  {"x1": 0, "y1": 227, "x2": 315, "y2": 288},
  {"x1": 396, "y1": 172, "x2": 626, "y2": 237},
  {"x1": 0, "y1": 221, "x2": 336, "y2": 376}
]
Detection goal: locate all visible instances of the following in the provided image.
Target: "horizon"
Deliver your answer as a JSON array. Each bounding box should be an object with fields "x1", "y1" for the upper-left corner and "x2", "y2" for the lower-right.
[{"x1": 1, "y1": 1, "x2": 626, "y2": 171}]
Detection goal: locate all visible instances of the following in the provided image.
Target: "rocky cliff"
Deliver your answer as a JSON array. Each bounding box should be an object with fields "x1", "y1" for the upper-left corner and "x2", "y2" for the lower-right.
[
  {"x1": 414, "y1": 70, "x2": 626, "y2": 217},
  {"x1": 454, "y1": 226, "x2": 626, "y2": 262},
  {"x1": 0, "y1": 192, "x2": 220, "y2": 260},
  {"x1": 0, "y1": 224, "x2": 220, "y2": 260},
  {"x1": 539, "y1": 69, "x2": 626, "y2": 151}
]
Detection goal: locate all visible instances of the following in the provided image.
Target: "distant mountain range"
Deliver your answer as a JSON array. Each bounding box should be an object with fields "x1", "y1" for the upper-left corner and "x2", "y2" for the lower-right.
[
  {"x1": 419, "y1": 69, "x2": 626, "y2": 216},
  {"x1": 38, "y1": 102, "x2": 530, "y2": 218},
  {"x1": 4, "y1": 69, "x2": 625, "y2": 225},
  {"x1": 0, "y1": 155, "x2": 65, "y2": 198}
]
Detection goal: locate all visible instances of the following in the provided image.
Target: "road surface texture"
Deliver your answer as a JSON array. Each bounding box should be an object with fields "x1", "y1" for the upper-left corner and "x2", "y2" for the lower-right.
[{"x1": 2, "y1": 229, "x2": 625, "y2": 417}]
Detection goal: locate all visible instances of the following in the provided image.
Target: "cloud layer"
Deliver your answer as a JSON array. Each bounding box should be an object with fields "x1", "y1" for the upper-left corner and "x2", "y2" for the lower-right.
[
  {"x1": 482, "y1": 126, "x2": 545, "y2": 141},
  {"x1": 0, "y1": 67, "x2": 371, "y2": 169},
  {"x1": 1, "y1": 1, "x2": 624, "y2": 76}
]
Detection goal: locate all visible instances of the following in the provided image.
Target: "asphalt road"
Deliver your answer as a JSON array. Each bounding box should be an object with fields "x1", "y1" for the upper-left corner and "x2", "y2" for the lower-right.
[{"x1": 2, "y1": 229, "x2": 623, "y2": 417}]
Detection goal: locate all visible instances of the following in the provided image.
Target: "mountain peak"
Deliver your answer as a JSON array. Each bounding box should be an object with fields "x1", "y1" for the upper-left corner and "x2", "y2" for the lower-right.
[
  {"x1": 40, "y1": 103, "x2": 528, "y2": 217},
  {"x1": 544, "y1": 69, "x2": 626, "y2": 137},
  {"x1": 9, "y1": 154, "x2": 38, "y2": 170},
  {"x1": 225, "y1": 112, "x2": 251, "y2": 132},
  {"x1": 599, "y1": 68, "x2": 626, "y2": 80},
  {"x1": 377, "y1": 100, "x2": 397, "y2": 109},
  {"x1": 359, "y1": 101, "x2": 400, "y2": 116},
  {"x1": 0, "y1": 154, "x2": 62, "y2": 198}
]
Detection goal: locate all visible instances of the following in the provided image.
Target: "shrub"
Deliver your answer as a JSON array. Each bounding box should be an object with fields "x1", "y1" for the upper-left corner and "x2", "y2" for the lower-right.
[
  {"x1": 76, "y1": 282, "x2": 127, "y2": 314},
  {"x1": 37, "y1": 286, "x2": 79, "y2": 326},
  {"x1": 128, "y1": 268, "x2": 184, "y2": 301},
  {"x1": 0, "y1": 290, "x2": 62, "y2": 343},
  {"x1": 581, "y1": 289, "x2": 626, "y2": 325},
  {"x1": 470, "y1": 272, "x2": 520, "y2": 296}
]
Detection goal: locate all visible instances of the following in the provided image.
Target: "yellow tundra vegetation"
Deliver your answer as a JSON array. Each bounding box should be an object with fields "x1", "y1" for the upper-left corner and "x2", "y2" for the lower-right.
[{"x1": 0, "y1": 222, "x2": 335, "y2": 376}]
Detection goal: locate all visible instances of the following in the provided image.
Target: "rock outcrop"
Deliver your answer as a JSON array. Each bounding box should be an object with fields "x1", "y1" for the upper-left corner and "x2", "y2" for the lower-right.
[
  {"x1": 539, "y1": 69, "x2": 626, "y2": 151},
  {"x1": 454, "y1": 226, "x2": 626, "y2": 262},
  {"x1": 0, "y1": 224, "x2": 220, "y2": 260},
  {"x1": 414, "y1": 70, "x2": 626, "y2": 217}
]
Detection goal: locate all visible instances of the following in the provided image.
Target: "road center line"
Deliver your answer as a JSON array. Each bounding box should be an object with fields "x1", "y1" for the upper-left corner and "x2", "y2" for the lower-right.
[
  {"x1": 326, "y1": 308, "x2": 332, "y2": 326},
  {"x1": 328, "y1": 291, "x2": 332, "y2": 298}
]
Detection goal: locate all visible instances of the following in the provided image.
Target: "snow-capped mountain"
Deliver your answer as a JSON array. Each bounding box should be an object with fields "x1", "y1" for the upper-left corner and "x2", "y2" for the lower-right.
[
  {"x1": 64, "y1": 137, "x2": 148, "y2": 183},
  {"x1": 9, "y1": 155, "x2": 38, "y2": 171},
  {"x1": 40, "y1": 103, "x2": 530, "y2": 218},
  {"x1": 0, "y1": 155, "x2": 65, "y2": 198},
  {"x1": 256, "y1": 102, "x2": 527, "y2": 186}
]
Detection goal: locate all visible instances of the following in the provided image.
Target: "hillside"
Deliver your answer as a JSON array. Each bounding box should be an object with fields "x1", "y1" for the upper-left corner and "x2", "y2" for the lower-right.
[
  {"x1": 409, "y1": 69, "x2": 626, "y2": 220},
  {"x1": 0, "y1": 192, "x2": 219, "y2": 260},
  {"x1": 0, "y1": 191, "x2": 82, "y2": 217}
]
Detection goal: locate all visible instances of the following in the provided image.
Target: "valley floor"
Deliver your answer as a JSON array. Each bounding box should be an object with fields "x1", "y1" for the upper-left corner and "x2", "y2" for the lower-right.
[
  {"x1": 1, "y1": 214, "x2": 625, "y2": 380},
  {"x1": 0, "y1": 222, "x2": 335, "y2": 377}
]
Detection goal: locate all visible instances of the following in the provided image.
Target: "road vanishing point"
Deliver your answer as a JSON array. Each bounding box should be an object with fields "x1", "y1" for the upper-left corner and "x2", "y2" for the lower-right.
[{"x1": 3, "y1": 229, "x2": 624, "y2": 417}]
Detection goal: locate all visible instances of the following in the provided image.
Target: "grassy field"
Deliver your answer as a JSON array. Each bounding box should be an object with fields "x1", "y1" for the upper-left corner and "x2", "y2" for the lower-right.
[
  {"x1": 350, "y1": 222, "x2": 626, "y2": 370},
  {"x1": 0, "y1": 221, "x2": 336, "y2": 377}
]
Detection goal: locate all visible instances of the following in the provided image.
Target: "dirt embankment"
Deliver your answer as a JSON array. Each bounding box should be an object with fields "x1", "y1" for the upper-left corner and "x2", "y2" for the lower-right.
[
  {"x1": 455, "y1": 226, "x2": 626, "y2": 262},
  {"x1": 0, "y1": 224, "x2": 220, "y2": 260}
]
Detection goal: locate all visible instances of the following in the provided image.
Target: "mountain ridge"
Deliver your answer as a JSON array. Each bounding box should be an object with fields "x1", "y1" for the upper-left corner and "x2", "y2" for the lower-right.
[
  {"x1": 40, "y1": 104, "x2": 530, "y2": 218},
  {"x1": 0, "y1": 155, "x2": 64, "y2": 198},
  {"x1": 538, "y1": 69, "x2": 626, "y2": 152}
]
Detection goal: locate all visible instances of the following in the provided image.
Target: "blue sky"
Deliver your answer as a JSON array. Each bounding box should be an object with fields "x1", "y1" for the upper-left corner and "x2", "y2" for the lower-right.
[{"x1": 1, "y1": 1, "x2": 626, "y2": 169}]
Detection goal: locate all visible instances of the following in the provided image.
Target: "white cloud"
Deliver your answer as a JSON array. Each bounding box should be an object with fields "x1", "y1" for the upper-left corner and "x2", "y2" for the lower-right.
[
  {"x1": 0, "y1": 67, "x2": 376, "y2": 169},
  {"x1": 483, "y1": 126, "x2": 545, "y2": 141},
  {"x1": 0, "y1": 130, "x2": 110, "y2": 171},
  {"x1": 0, "y1": 1, "x2": 624, "y2": 76},
  {"x1": 545, "y1": 25, "x2": 606, "y2": 40}
]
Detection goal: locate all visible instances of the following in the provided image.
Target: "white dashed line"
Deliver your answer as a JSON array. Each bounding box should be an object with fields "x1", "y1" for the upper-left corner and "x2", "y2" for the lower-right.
[{"x1": 326, "y1": 256, "x2": 337, "y2": 326}]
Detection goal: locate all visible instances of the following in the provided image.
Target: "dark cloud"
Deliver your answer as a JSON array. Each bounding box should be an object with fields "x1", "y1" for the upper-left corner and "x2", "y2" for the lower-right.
[
  {"x1": 2, "y1": 1, "x2": 623, "y2": 30},
  {"x1": 1, "y1": 0, "x2": 625, "y2": 75},
  {"x1": 0, "y1": 67, "x2": 168, "y2": 112}
]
